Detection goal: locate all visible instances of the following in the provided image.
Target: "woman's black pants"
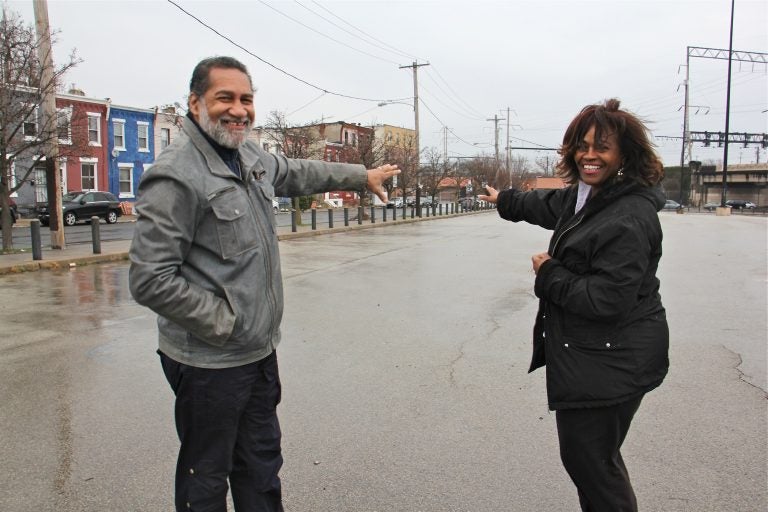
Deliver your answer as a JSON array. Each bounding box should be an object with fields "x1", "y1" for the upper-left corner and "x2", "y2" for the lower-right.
[
  {"x1": 160, "y1": 350, "x2": 284, "y2": 512},
  {"x1": 555, "y1": 396, "x2": 643, "y2": 512}
]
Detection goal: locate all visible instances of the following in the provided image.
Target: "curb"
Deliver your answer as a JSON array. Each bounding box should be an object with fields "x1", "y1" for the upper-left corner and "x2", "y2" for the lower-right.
[{"x1": 0, "y1": 252, "x2": 130, "y2": 276}]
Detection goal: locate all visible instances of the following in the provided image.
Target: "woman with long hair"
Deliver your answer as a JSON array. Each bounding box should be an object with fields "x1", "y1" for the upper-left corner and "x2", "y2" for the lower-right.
[{"x1": 480, "y1": 99, "x2": 669, "y2": 511}]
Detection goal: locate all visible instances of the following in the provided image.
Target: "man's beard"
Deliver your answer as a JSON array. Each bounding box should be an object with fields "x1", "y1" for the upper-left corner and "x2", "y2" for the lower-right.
[{"x1": 198, "y1": 103, "x2": 252, "y2": 149}]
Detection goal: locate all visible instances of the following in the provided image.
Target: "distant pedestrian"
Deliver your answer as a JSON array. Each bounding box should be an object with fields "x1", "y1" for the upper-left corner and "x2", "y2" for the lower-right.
[
  {"x1": 129, "y1": 56, "x2": 398, "y2": 512},
  {"x1": 480, "y1": 98, "x2": 669, "y2": 511}
]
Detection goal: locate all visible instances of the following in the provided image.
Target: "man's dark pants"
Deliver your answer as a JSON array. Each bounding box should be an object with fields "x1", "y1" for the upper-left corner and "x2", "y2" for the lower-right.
[
  {"x1": 555, "y1": 395, "x2": 643, "y2": 512},
  {"x1": 160, "y1": 350, "x2": 284, "y2": 512}
]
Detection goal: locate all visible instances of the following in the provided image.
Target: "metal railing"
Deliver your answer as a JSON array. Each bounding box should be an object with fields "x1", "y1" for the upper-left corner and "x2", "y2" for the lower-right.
[{"x1": 289, "y1": 201, "x2": 493, "y2": 232}]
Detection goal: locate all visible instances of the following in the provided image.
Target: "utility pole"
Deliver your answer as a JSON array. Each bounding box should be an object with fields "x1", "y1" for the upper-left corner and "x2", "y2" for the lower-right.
[
  {"x1": 505, "y1": 107, "x2": 511, "y2": 174},
  {"x1": 678, "y1": 50, "x2": 691, "y2": 205},
  {"x1": 399, "y1": 61, "x2": 429, "y2": 170},
  {"x1": 34, "y1": 0, "x2": 65, "y2": 248},
  {"x1": 443, "y1": 126, "x2": 448, "y2": 163},
  {"x1": 721, "y1": 0, "x2": 735, "y2": 208},
  {"x1": 486, "y1": 114, "x2": 505, "y2": 165},
  {"x1": 400, "y1": 61, "x2": 429, "y2": 211}
]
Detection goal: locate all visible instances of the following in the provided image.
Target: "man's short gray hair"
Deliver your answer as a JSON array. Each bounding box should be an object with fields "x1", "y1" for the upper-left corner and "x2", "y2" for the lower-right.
[{"x1": 189, "y1": 56, "x2": 253, "y2": 98}]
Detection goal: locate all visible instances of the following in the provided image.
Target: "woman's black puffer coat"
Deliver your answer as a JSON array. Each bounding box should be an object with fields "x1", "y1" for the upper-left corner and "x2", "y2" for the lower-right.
[{"x1": 496, "y1": 178, "x2": 669, "y2": 410}]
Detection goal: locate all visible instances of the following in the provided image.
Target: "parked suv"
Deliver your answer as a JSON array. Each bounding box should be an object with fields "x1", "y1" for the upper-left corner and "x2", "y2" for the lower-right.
[
  {"x1": 725, "y1": 199, "x2": 756, "y2": 210},
  {"x1": 38, "y1": 191, "x2": 122, "y2": 226}
]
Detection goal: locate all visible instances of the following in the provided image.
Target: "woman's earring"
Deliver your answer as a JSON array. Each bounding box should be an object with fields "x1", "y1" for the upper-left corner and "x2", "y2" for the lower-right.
[{"x1": 617, "y1": 166, "x2": 624, "y2": 176}]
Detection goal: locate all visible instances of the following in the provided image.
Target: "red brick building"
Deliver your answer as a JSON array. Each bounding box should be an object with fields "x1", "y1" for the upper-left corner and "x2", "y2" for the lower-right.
[{"x1": 52, "y1": 90, "x2": 110, "y2": 195}]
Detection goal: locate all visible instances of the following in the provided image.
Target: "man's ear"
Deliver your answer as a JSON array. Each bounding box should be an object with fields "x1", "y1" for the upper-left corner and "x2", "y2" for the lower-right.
[{"x1": 188, "y1": 93, "x2": 200, "y2": 119}]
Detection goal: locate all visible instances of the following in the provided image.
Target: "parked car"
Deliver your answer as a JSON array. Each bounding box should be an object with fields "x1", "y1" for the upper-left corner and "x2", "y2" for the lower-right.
[
  {"x1": 703, "y1": 202, "x2": 723, "y2": 211},
  {"x1": 37, "y1": 191, "x2": 122, "y2": 226},
  {"x1": 272, "y1": 198, "x2": 279, "y2": 214},
  {"x1": 405, "y1": 197, "x2": 421, "y2": 207},
  {"x1": 725, "y1": 199, "x2": 756, "y2": 210},
  {"x1": 275, "y1": 197, "x2": 292, "y2": 212},
  {"x1": 0, "y1": 198, "x2": 18, "y2": 228},
  {"x1": 386, "y1": 198, "x2": 404, "y2": 209},
  {"x1": 662, "y1": 199, "x2": 681, "y2": 210},
  {"x1": 460, "y1": 197, "x2": 476, "y2": 210}
]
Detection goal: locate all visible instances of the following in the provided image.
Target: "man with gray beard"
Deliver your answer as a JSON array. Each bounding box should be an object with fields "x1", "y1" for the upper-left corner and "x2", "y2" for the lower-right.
[{"x1": 129, "y1": 56, "x2": 399, "y2": 512}]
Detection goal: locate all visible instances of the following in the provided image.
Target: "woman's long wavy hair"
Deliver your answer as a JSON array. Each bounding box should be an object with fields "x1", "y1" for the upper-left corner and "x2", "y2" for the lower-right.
[{"x1": 555, "y1": 99, "x2": 664, "y2": 186}]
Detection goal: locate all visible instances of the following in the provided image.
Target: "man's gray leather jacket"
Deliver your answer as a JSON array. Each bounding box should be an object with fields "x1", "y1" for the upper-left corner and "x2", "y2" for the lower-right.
[{"x1": 129, "y1": 118, "x2": 366, "y2": 368}]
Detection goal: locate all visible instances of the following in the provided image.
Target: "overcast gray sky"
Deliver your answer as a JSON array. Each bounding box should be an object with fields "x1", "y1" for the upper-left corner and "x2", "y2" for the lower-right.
[{"x1": 9, "y1": 0, "x2": 768, "y2": 167}]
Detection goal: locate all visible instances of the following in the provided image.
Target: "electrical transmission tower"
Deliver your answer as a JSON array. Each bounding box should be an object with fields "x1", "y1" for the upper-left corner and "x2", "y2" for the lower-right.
[{"x1": 679, "y1": 46, "x2": 767, "y2": 166}]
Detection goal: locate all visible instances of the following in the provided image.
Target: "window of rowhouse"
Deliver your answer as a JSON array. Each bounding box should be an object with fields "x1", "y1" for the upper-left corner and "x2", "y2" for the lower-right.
[
  {"x1": 87, "y1": 114, "x2": 101, "y2": 145},
  {"x1": 81, "y1": 161, "x2": 96, "y2": 190},
  {"x1": 113, "y1": 119, "x2": 126, "y2": 150},
  {"x1": 57, "y1": 107, "x2": 72, "y2": 144},
  {"x1": 23, "y1": 105, "x2": 39, "y2": 138},
  {"x1": 137, "y1": 122, "x2": 149, "y2": 152},
  {"x1": 118, "y1": 164, "x2": 134, "y2": 196},
  {"x1": 160, "y1": 128, "x2": 170, "y2": 150}
]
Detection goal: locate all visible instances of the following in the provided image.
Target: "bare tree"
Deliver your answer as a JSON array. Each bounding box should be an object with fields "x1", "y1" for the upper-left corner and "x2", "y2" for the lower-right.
[
  {"x1": 419, "y1": 147, "x2": 453, "y2": 204},
  {"x1": 265, "y1": 111, "x2": 324, "y2": 160},
  {"x1": 0, "y1": 4, "x2": 80, "y2": 250},
  {"x1": 451, "y1": 161, "x2": 473, "y2": 199},
  {"x1": 534, "y1": 154, "x2": 558, "y2": 176},
  {"x1": 494, "y1": 161, "x2": 511, "y2": 191},
  {"x1": 509, "y1": 154, "x2": 534, "y2": 189},
  {"x1": 337, "y1": 129, "x2": 385, "y2": 206},
  {"x1": 264, "y1": 111, "x2": 325, "y2": 223},
  {"x1": 381, "y1": 133, "x2": 418, "y2": 207},
  {"x1": 457, "y1": 155, "x2": 499, "y2": 196}
]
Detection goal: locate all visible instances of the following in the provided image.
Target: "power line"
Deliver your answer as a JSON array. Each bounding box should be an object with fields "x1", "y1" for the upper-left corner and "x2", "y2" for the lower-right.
[
  {"x1": 287, "y1": 91, "x2": 326, "y2": 116},
  {"x1": 308, "y1": 0, "x2": 420, "y2": 62},
  {"x1": 299, "y1": 2, "x2": 487, "y2": 129},
  {"x1": 426, "y1": 66, "x2": 485, "y2": 119},
  {"x1": 294, "y1": 2, "x2": 486, "y2": 126},
  {"x1": 420, "y1": 72, "x2": 484, "y2": 121},
  {"x1": 256, "y1": 0, "x2": 401, "y2": 65},
  {"x1": 419, "y1": 83, "x2": 484, "y2": 121},
  {"x1": 344, "y1": 104, "x2": 385, "y2": 121},
  {"x1": 294, "y1": 0, "x2": 415, "y2": 62},
  {"x1": 419, "y1": 98, "x2": 480, "y2": 149},
  {"x1": 166, "y1": 0, "x2": 401, "y2": 103},
  {"x1": 509, "y1": 135, "x2": 556, "y2": 150}
]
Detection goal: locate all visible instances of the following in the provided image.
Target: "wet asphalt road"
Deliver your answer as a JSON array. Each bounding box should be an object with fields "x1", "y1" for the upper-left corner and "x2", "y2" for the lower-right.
[{"x1": 0, "y1": 212, "x2": 766, "y2": 512}]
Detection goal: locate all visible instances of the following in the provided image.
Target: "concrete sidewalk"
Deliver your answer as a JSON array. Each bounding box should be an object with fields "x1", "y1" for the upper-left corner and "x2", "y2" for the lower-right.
[{"x1": 0, "y1": 210, "x2": 491, "y2": 275}]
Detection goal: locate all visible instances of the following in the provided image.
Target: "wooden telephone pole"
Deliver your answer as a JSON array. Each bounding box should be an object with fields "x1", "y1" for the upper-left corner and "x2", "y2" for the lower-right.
[
  {"x1": 399, "y1": 61, "x2": 429, "y2": 167},
  {"x1": 486, "y1": 114, "x2": 505, "y2": 165},
  {"x1": 33, "y1": 0, "x2": 65, "y2": 248}
]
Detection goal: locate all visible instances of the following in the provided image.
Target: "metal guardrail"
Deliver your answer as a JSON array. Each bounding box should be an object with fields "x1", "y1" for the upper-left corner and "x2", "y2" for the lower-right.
[
  {"x1": 14, "y1": 201, "x2": 495, "y2": 258},
  {"x1": 290, "y1": 201, "x2": 493, "y2": 232}
]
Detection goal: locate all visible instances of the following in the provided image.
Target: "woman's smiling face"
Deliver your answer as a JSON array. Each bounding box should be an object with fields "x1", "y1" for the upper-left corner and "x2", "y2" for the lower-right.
[{"x1": 574, "y1": 125, "x2": 623, "y2": 189}]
